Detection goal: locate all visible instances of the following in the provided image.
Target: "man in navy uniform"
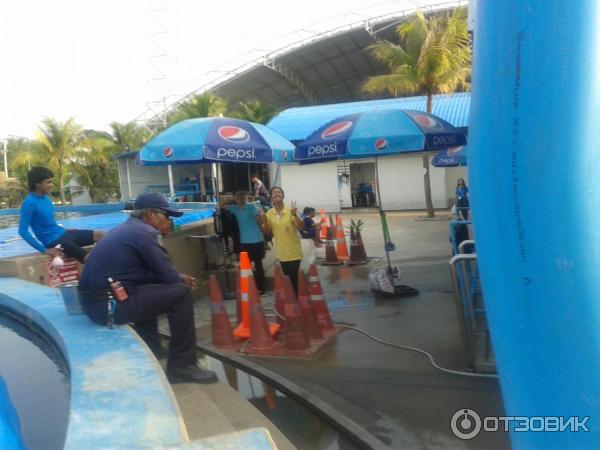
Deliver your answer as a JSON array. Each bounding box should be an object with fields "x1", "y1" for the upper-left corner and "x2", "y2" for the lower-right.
[{"x1": 79, "y1": 192, "x2": 217, "y2": 384}]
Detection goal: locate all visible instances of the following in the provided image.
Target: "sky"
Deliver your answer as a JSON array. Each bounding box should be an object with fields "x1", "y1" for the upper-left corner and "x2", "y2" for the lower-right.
[{"x1": 0, "y1": 0, "x2": 437, "y2": 138}]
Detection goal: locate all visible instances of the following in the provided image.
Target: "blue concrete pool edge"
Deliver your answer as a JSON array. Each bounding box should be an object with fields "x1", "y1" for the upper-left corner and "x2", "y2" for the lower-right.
[{"x1": 0, "y1": 278, "x2": 275, "y2": 450}]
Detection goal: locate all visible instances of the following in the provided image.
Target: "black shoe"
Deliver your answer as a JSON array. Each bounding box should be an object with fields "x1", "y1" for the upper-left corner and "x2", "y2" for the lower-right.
[{"x1": 166, "y1": 363, "x2": 218, "y2": 384}]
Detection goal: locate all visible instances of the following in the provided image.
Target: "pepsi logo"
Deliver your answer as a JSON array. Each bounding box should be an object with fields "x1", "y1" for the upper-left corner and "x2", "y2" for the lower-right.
[
  {"x1": 447, "y1": 146, "x2": 463, "y2": 155},
  {"x1": 163, "y1": 147, "x2": 174, "y2": 158},
  {"x1": 218, "y1": 126, "x2": 250, "y2": 143},
  {"x1": 281, "y1": 150, "x2": 288, "y2": 160},
  {"x1": 374, "y1": 138, "x2": 388, "y2": 150},
  {"x1": 321, "y1": 121, "x2": 353, "y2": 139},
  {"x1": 414, "y1": 115, "x2": 442, "y2": 129}
]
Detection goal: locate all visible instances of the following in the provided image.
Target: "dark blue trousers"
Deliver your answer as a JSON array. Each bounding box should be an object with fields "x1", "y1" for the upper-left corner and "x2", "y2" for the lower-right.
[{"x1": 80, "y1": 282, "x2": 196, "y2": 368}]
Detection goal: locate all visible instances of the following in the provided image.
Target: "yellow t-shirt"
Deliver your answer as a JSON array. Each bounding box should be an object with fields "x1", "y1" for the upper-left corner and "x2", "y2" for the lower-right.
[{"x1": 266, "y1": 206, "x2": 302, "y2": 262}]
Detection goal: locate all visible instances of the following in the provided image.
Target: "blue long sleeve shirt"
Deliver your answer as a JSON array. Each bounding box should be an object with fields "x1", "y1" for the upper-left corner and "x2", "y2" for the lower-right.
[
  {"x1": 18, "y1": 193, "x2": 65, "y2": 253},
  {"x1": 80, "y1": 216, "x2": 182, "y2": 291}
]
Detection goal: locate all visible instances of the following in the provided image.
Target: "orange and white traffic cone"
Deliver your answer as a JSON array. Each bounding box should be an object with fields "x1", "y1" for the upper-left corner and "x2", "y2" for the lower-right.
[
  {"x1": 245, "y1": 273, "x2": 281, "y2": 354},
  {"x1": 233, "y1": 252, "x2": 252, "y2": 338},
  {"x1": 297, "y1": 270, "x2": 322, "y2": 341},
  {"x1": 209, "y1": 274, "x2": 236, "y2": 350},
  {"x1": 322, "y1": 227, "x2": 341, "y2": 266},
  {"x1": 307, "y1": 264, "x2": 335, "y2": 333},
  {"x1": 348, "y1": 228, "x2": 368, "y2": 265},
  {"x1": 235, "y1": 268, "x2": 242, "y2": 325},
  {"x1": 281, "y1": 275, "x2": 310, "y2": 354},
  {"x1": 335, "y1": 214, "x2": 349, "y2": 261},
  {"x1": 328, "y1": 213, "x2": 337, "y2": 238},
  {"x1": 319, "y1": 209, "x2": 328, "y2": 242}
]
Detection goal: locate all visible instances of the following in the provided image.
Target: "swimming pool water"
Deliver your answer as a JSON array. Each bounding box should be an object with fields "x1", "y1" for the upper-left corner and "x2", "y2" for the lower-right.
[
  {"x1": 208, "y1": 357, "x2": 360, "y2": 450},
  {"x1": 0, "y1": 309, "x2": 70, "y2": 450},
  {"x1": 0, "y1": 211, "x2": 96, "y2": 230}
]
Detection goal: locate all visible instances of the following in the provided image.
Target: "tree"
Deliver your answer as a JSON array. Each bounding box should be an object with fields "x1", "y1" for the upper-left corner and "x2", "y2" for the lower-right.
[
  {"x1": 70, "y1": 130, "x2": 121, "y2": 203},
  {"x1": 109, "y1": 121, "x2": 152, "y2": 152},
  {"x1": 362, "y1": 8, "x2": 471, "y2": 217},
  {"x1": 36, "y1": 117, "x2": 84, "y2": 204},
  {"x1": 231, "y1": 100, "x2": 278, "y2": 124},
  {"x1": 8, "y1": 137, "x2": 45, "y2": 177},
  {"x1": 168, "y1": 93, "x2": 226, "y2": 125}
]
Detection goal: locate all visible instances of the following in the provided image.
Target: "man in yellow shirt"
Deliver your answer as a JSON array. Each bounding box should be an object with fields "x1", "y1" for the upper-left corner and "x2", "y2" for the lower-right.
[{"x1": 261, "y1": 186, "x2": 303, "y2": 295}]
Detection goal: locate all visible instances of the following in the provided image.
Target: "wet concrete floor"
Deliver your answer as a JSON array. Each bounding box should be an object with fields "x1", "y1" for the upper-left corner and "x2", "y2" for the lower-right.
[{"x1": 192, "y1": 211, "x2": 509, "y2": 449}]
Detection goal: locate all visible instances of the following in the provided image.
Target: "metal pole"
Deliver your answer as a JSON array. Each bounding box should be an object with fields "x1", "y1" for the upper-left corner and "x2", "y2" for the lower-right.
[
  {"x1": 374, "y1": 156, "x2": 383, "y2": 208},
  {"x1": 167, "y1": 165, "x2": 175, "y2": 198},
  {"x1": 449, "y1": 253, "x2": 478, "y2": 369},
  {"x1": 374, "y1": 157, "x2": 393, "y2": 271},
  {"x1": 125, "y1": 158, "x2": 133, "y2": 200}
]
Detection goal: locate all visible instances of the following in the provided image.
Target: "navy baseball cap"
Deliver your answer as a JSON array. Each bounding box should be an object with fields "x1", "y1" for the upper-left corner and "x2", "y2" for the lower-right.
[{"x1": 134, "y1": 193, "x2": 184, "y2": 217}]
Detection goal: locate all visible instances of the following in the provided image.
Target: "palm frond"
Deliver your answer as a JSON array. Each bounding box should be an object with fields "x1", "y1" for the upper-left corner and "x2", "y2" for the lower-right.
[{"x1": 362, "y1": 73, "x2": 419, "y2": 97}]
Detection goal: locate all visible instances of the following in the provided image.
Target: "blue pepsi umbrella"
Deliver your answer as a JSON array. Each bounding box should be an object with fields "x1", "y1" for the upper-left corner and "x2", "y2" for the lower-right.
[
  {"x1": 285, "y1": 109, "x2": 466, "y2": 278},
  {"x1": 432, "y1": 145, "x2": 468, "y2": 167},
  {"x1": 140, "y1": 117, "x2": 294, "y2": 165},
  {"x1": 285, "y1": 109, "x2": 466, "y2": 163}
]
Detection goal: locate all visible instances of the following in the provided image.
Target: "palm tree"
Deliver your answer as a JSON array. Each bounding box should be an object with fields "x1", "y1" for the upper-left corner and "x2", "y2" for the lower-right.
[
  {"x1": 231, "y1": 100, "x2": 278, "y2": 124},
  {"x1": 110, "y1": 121, "x2": 152, "y2": 152},
  {"x1": 10, "y1": 138, "x2": 45, "y2": 182},
  {"x1": 36, "y1": 117, "x2": 84, "y2": 204},
  {"x1": 169, "y1": 93, "x2": 227, "y2": 125},
  {"x1": 362, "y1": 8, "x2": 471, "y2": 217},
  {"x1": 71, "y1": 130, "x2": 121, "y2": 203}
]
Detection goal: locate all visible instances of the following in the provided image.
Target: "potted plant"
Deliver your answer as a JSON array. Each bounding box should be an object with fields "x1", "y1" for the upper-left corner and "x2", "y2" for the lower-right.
[{"x1": 348, "y1": 218, "x2": 368, "y2": 264}]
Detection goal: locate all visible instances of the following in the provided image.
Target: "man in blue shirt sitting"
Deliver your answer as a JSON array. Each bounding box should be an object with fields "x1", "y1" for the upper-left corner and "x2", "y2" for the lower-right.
[
  {"x1": 79, "y1": 192, "x2": 217, "y2": 384},
  {"x1": 19, "y1": 166, "x2": 103, "y2": 263}
]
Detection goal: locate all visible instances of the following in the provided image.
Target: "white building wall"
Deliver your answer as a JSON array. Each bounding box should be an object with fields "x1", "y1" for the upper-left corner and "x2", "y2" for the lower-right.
[
  {"x1": 376, "y1": 155, "x2": 448, "y2": 210},
  {"x1": 279, "y1": 161, "x2": 340, "y2": 212},
  {"x1": 276, "y1": 156, "x2": 456, "y2": 212}
]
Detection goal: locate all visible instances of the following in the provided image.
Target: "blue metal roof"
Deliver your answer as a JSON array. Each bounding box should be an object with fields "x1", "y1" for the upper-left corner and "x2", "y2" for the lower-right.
[{"x1": 267, "y1": 92, "x2": 471, "y2": 142}]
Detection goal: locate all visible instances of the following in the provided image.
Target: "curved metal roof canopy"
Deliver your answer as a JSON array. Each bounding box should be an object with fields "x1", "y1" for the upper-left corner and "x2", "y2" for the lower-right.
[
  {"x1": 267, "y1": 92, "x2": 471, "y2": 142},
  {"x1": 204, "y1": 2, "x2": 462, "y2": 111}
]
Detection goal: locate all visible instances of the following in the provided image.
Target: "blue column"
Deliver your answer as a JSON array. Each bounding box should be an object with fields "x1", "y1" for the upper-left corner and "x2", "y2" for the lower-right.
[{"x1": 469, "y1": 1, "x2": 600, "y2": 448}]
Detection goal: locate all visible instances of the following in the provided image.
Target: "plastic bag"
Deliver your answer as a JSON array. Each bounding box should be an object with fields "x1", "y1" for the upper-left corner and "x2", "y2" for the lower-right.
[{"x1": 369, "y1": 265, "x2": 402, "y2": 294}]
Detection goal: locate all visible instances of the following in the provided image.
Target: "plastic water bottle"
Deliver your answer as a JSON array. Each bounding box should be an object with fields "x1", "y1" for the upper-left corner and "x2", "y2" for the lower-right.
[{"x1": 52, "y1": 245, "x2": 64, "y2": 268}]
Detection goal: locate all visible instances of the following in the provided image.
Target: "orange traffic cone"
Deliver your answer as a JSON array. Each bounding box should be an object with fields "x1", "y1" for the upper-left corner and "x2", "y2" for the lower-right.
[
  {"x1": 335, "y1": 214, "x2": 349, "y2": 261},
  {"x1": 328, "y1": 213, "x2": 337, "y2": 237},
  {"x1": 307, "y1": 264, "x2": 335, "y2": 332},
  {"x1": 246, "y1": 274, "x2": 280, "y2": 354},
  {"x1": 322, "y1": 227, "x2": 341, "y2": 266},
  {"x1": 348, "y1": 228, "x2": 368, "y2": 265},
  {"x1": 235, "y1": 268, "x2": 242, "y2": 325},
  {"x1": 281, "y1": 275, "x2": 310, "y2": 353},
  {"x1": 233, "y1": 252, "x2": 252, "y2": 338},
  {"x1": 209, "y1": 274, "x2": 236, "y2": 349},
  {"x1": 319, "y1": 209, "x2": 328, "y2": 242},
  {"x1": 297, "y1": 270, "x2": 323, "y2": 341},
  {"x1": 273, "y1": 264, "x2": 286, "y2": 331}
]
